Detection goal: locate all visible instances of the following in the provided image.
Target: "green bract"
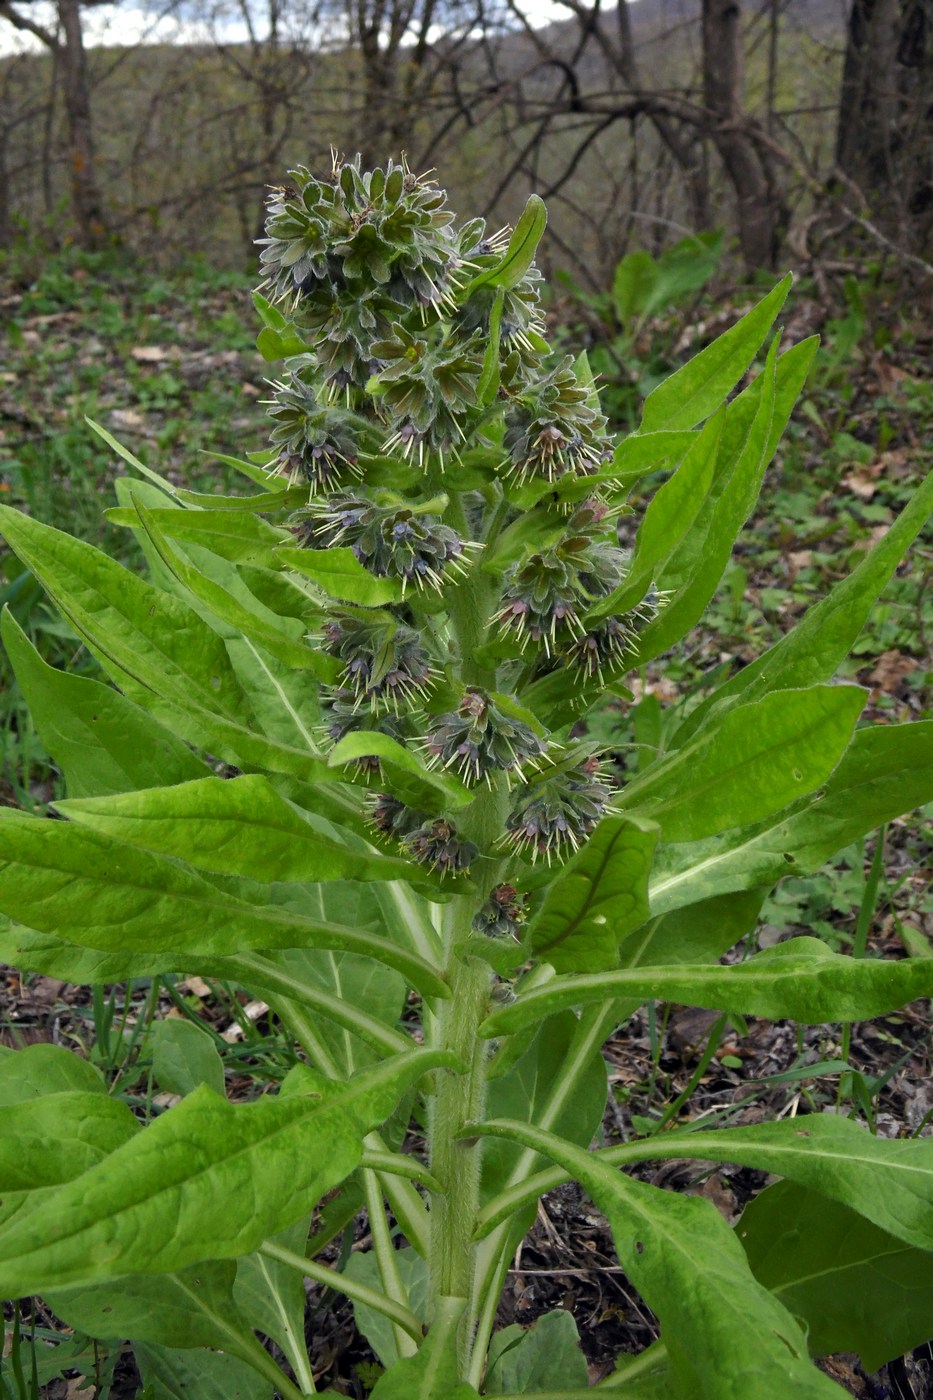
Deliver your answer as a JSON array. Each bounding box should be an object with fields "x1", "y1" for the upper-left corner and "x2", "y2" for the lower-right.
[{"x1": 1, "y1": 156, "x2": 932, "y2": 1399}]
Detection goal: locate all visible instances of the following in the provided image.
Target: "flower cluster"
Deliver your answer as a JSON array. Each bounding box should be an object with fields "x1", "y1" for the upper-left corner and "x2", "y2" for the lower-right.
[
  {"x1": 260, "y1": 156, "x2": 656, "y2": 884},
  {"x1": 426, "y1": 688, "x2": 547, "y2": 786},
  {"x1": 296, "y1": 494, "x2": 470, "y2": 593}
]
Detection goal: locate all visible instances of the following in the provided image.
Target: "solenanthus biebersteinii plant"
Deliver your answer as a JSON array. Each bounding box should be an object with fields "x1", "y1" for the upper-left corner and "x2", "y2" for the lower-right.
[{"x1": 1, "y1": 158, "x2": 933, "y2": 1400}]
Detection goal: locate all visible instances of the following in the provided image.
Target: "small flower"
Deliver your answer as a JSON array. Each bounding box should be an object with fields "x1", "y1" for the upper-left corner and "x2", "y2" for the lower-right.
[
  {"x1": 297, "y1": 494, "x2": 473, "y2": 594},
  {"x1": 322, "y1": 612, "x2": 434, "y2": 712},
  {"x1": 564, "y1": 615, "x2": 635, "y2": 678},
  {"x1": 498, "y1": 532, "x2": 626, "y2": 654},
  {"x1": 369, "y1": 793, "x2": 426, "y2": 839},
  {"x1": 426, "y1": 688, "x2": 547, "y2": 786},
  {"x1": 503, "y1": 356, "x2": 612, "y2": 482},
  {"x1": 472, "y1": 883, "x2": 528, "y2": 939},
  {"x1": 404, "y1": 818, "x2": 478, "y2": 875},
  {"x1": 503, "y1": 756, "x2": 613, "y2": 863},
  {"x1": 266, "y1": 369, "x2": 365, "y2": 491}
]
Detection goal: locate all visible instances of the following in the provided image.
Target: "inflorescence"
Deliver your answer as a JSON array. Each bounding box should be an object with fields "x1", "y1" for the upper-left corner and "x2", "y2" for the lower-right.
[{"x1": 260, "y1": 154, "x2": 662, "y2": 882}]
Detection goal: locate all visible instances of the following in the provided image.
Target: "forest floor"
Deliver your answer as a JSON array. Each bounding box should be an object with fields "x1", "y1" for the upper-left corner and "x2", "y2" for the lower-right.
[{"x1": 0, "y1": 245, "x2": 931, "y2": 1397}]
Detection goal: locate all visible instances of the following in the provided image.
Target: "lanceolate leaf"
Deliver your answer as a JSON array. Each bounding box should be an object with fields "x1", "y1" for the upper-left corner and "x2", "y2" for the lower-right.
[
  {"x1": 135, "y1": 1343, "x2": 274, "y2": 1400},
  {"x1": 480, "y1": 937, "x2": 933, "y2": 1037},
  {"x1": 616, "y1": 685, "x2": 865, "y2": 842},
  {"x1": 528, "y1": 815, "x2": 658, "y2": 973},
  {"x1": 739, "y1": 1181, "x2": 933, "y2": 1372},
  {"x1": 1, "y1": 609, "x2": 210, "y2": 798},
  {"x1": 277, "y1": 544, "x2": 404, "y2": 606},
  {"x1": 0, "y1": 505, "x2": 333, "y2": 784},
  {"x1": 639, "y1": 275, "x2": 792, "y2": 433},
  {"x1": 591, "y1": 410, "x2": 722, "y2": 620},
  {"x1": 587, "y1": 1115, "x2": 933, "y2": 1252},
  {"x1": 57, "y1": 774, "x2": 416, "y2": 885},
  {"x1": 328, "y1": 730, "x2": 474, "y2": 810},
  {"x1": 471, "y1": 1118, "x2": 842, "y2": 1399},
  {"x1": 105, "y1": 506, "x2": 285, "y2": 567},
  {"x1": 0, "y1": 811, "x2": 449, "y2": 997},
  {"x1": 0, "y1": 1051, "x2": 454, "y2": 1296},
  {"x1": 674, "y1": 465, "x2": 933, "y2": 744},
  {"x1": 466, "y1": 195, "x2": 547, "y2": 294},
  {"x1": 631, "y1": 337, "x2": 817, "y2": 663},
  {"x1": 649, "y1": 721, "x2": 933, "y2": 916},
  {"x1": 133, "y1": 501, "x2": 332, "y2": 677}
]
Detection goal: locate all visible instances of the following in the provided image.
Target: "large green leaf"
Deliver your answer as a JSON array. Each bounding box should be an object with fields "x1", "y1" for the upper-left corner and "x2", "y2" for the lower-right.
[
  {"x1": 0, "y1": 1091, "x2": 139, "y2": 1193},
  {"x1": 485, "y1": 1310, "x2": 588, "y2": 1394},
  {"x1": 0, "y1": 504, "x2": 332, "y2": 784},
  {"x1": 150, "y1": 1017, "x2": 225, "y2": 1098},
  {"x1": 674, "y1": 466, "x2": 933, "y2": 744},
  {"x1": 617, "y1": 685, "x2": 865, "y2": 842},
  {"x1": 234, "y1": 1218, "x2": 313, "y2": 1386},
  {"x1": 620, "y1": 889, "x2": 767, "y2": 969},
  {"x1": 47, "y1": 1262, "x2": 251, "y2": 1352},
  {"x1": 345, "y1": 1246, "x2": 429, "y2": 1367},
  {"x1": 57, "y1": 773, "x2": 415, "y2": 885},
  {"x1": 0, "y1": 1041, "x2": 106, "y2": 1103},
  {"x1": 639, "y1": 275, "x2": 791, "y2": 433},
  {"x1": 481, "y1": 937, "x2": 933, "y2": 1037},
  {"x1": 0, "y1": 1050, "x2": 453, "y2": 1296},
  {"x1": 0, "y1": 810, "x2": 449, "y2": 997},
  {"x1": 632, "y1": 337, "x2": 817, "y2": 662},
  {"x1": 590, "y1": 1115, "x2": 933, "y2": 1252},
  {"x1": 132, "y1": 500, "x2": 335, "y2": 679},
  {"x1": 471, "y1": 1119, "x2": 842, "y2": 1399},
  {"x1": 0, "y1": 919, "x2": 182, "y2": 983},
  {"x1": 135, "y1": 1341, "x2": 274, "y2": 1400},
  {"x1": 1, "y1": 609, "x2": 210, "y2": 797},
  {"x1": 527, "y1": 815, "x2": 658, "y2": 973},
  {"x1": 591, "y1": 410, "x2": 722, "y2": 620},
  {"x1": 739, "y1": 1181, "x2": 933, "y2": 1372},
  {"x1": 649, "y1": 721, "x2": 933, "y2": 916}
]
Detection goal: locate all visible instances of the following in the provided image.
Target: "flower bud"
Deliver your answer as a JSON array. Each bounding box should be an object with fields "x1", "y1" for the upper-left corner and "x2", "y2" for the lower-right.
[
  {"x1": 403, "y1": 818, "x2": 478, "y2": 875},
  {"x1": 503, "y1": 756, "x2": 613, "y2": 863},
  {"x1": 426, "y1": 688, "x2": 547, "y2": 786}
]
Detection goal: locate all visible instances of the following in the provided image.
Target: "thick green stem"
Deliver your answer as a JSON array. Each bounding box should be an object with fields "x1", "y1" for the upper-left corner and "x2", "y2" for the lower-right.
[{"x1": 429, "y1": 949, "x2": 491, "y2": 1312}]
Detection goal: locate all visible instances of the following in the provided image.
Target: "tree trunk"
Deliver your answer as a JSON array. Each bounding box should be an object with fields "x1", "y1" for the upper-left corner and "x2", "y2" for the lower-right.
[
  {"x1": 835, "y1": 0, "x2": 933, "y2": 248},
  {"x1": 56, "y1": 0, "x2": 108, "y2": 247},
  {"x1": 701, "y1": 0, "x2": 784, "y2": 268}
]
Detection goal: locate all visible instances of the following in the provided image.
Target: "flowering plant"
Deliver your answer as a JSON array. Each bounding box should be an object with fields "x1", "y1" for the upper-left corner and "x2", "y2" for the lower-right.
[{"x1": 1, "y1": 157, "x2": 932, "y2": 1398}]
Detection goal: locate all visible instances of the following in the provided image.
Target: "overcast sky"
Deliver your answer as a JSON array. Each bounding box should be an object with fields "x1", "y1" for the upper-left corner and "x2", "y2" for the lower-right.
[{"x1": 0, "y1": 0, "x2": 571, "y2": 55}]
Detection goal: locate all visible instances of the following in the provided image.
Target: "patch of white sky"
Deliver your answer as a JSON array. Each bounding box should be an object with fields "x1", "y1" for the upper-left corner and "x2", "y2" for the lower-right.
[{"x1": 0, "y1": 0, "x2": 572, "y2": 56}]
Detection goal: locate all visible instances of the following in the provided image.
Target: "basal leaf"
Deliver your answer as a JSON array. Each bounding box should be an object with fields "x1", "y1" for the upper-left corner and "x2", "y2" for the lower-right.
[
  {"x1": 0, "y1": 1041, "x2": 106, "y2": 1103},
  {"x1": 739, "y1": 1181, "x2": 933, "y2": 1372},
  {"x1": 151, "y1": 1018, "x2": 225, "y2": 1098},
  {"x1": 135, "y1": 1342, "x2": 274, "y2": 1400},
  {"x1": 0, "y1": 1051, "x2": 453, "y2": 1295},
  {"x1": 485, "y1": 1310, "x2": 588, "y2": 1394}
]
